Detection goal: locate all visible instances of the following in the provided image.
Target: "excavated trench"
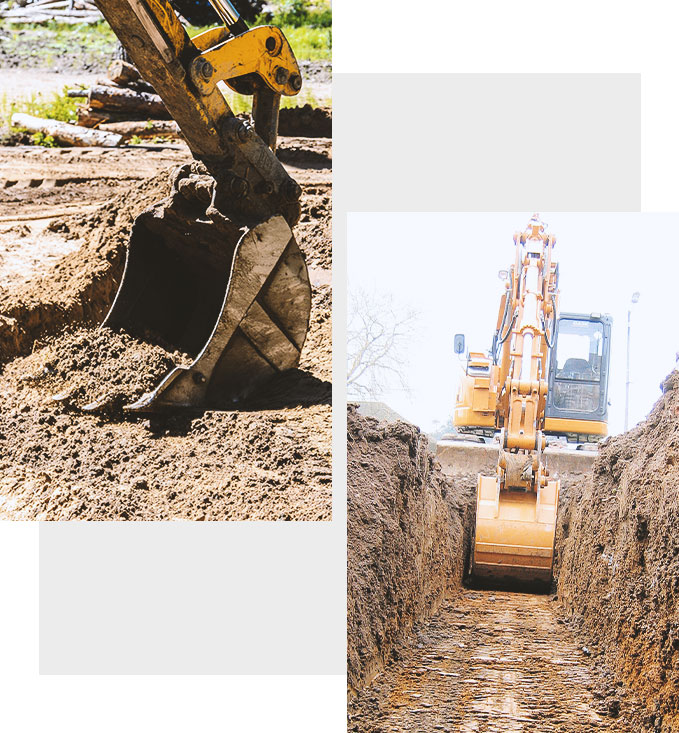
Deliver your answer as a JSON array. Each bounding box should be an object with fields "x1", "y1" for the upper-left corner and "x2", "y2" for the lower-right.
[{"x1": 348, "y1": 380, "x2": 679, "y2": 731}]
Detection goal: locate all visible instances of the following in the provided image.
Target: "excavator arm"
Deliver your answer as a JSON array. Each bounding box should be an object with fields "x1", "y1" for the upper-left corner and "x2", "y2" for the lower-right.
[
  {"x1": 95, "y1": 0, "x2": 301, "y2": 221},
  {"x1": 472, "y1": 216, "x2": 561, "y2": 586},
  {"x1": 88, "y1": 0, "x2": 313, "y2": 413}
]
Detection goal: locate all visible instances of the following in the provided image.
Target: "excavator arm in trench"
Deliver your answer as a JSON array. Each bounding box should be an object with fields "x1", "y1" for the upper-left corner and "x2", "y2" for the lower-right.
[
  {"x1": 90, "y1": 0, "x2": 312, "y2": 412},
  {"x1": 469, "y1": 215, "x2": 561, "y2": 587}
]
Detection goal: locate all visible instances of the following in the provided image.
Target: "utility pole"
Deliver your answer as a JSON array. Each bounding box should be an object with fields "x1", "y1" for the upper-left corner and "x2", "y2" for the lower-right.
[{"x1": 624, "y1": 291, "x2": 640, "y2": 432}]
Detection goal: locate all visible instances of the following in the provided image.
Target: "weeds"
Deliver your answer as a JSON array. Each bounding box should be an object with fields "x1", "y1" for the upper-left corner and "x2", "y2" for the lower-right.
[
  {"x1": 255, "y1": 1, "x2": 332, "y2": 28},
  {"x1": 0, "y1": 87, "x2": 79, "y2": 146},
  {"x1": 0, "y1": 87, "x2": 79, "y2": 127},
  {"x1": 187, "y1": 23, "x2": 330, "y2": 61},
  {"x1": 30, "y1": 132, "x2": 57, "y2": 147}
]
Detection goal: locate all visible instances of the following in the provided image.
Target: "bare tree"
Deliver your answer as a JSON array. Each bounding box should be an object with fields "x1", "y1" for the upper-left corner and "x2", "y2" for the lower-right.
[{"x1": 347, "y1": 288, "x2": 418, "y2": 400}]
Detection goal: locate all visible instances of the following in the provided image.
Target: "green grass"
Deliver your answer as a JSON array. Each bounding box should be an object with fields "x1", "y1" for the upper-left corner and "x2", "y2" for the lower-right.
[
  {"x1": 0, "y1": 87, "x2": 79, "y2": 127},
  {"x1": 3, "y1": 20, "x2": 117, "y2": 70},
  {"x1": 3, "y1": 17, "x2": 330, "y2": 66},
  {"x1": 0, "y1": 87, "x2": 80, "y2": 146},
  {"x1": 255, "y1": 1, "x2": 331, "y2": 29},
  {"x1": 282, "y1": 25, "x2": 331, "y2": 61},
  {"x1": 187, "y1": 23, "x2": 330, "y2": 61}
]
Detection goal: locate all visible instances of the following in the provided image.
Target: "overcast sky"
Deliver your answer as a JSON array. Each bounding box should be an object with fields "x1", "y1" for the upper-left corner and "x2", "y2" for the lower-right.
[{"x1": 347, "y1": 212, "x2": 679, "y2": 436}]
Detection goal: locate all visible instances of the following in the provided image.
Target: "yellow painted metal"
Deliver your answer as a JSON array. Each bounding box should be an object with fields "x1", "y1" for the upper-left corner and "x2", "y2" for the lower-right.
[
  {"x1": 453, "y1": 353, "x2": 498, "y2": 429},
  {"x1": 192, "y1": 26, "x2": 301, "y2": 97},
  {"x1": 544, "y1": 416, "x2": 608, "y2": 437},
  {"x1": 190, "y1": 26, "x2": 231, "y2": 52},
  {"x1": 473, "y1": 474, "x2": 559, "y2": 584}
]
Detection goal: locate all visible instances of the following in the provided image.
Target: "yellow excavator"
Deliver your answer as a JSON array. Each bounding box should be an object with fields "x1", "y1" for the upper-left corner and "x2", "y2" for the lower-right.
[
  {"x1": 90, "y1": 0, "x2": 310, "y2": 412},
  {"x1": 444, "y1": 216, "x2": 611, "y2": 586}
]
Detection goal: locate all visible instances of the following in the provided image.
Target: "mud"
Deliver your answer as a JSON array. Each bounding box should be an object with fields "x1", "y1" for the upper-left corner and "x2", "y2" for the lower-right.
[
  {"x1": 348, "y1": 591, "x2": 643, "y2": 732},
  {"x1": 558, "y1": 369, "x2": 679, "y2": 731},
  {"x1": 279, "y1": 104, "x2": 331, "y2": 138},
  {"x1": 347, "y1": 406, "x2": 475, "y2": 696},
  {"x1": 0, "y1": 136, "x2": 331, "y2": 521}
]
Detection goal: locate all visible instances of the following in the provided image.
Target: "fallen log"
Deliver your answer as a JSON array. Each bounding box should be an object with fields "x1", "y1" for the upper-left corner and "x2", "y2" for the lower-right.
[
  {"x1": 87, "y1": 84, "x2": 169, "y2": 118},
  {"x1": 107, "y1": 59, "x2": 141, "y2": 86},
  {"x1": 98, "y1": 119, "x2": 181, "y2": 140},
  {"x1": 107, "y1": 60, "x2": 156, "y2": 94},
  {"x1": 11, "y1": 113, "x2": 123, "y2": 148}
]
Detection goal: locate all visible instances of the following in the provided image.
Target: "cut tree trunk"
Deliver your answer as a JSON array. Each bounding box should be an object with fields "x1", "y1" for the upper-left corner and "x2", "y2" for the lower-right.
[
  {"x1": 106, "y1": 61, "x2": 156, "y2": 95},
  {"x1": 11, "y1": 113, "x2": 123, "y2": 148},
  {"x1": 107, "y1": 59, "x2": 141, "y2": 86},
  {"x1": 76, "y1": 105, "x2": 142, "y2": 128},
  {"x1": 98, "y1": 119, "x2": 181, "y2": 140},
  {"x1": 87, "y1": 85, "x2": 169, "y2": 118}
]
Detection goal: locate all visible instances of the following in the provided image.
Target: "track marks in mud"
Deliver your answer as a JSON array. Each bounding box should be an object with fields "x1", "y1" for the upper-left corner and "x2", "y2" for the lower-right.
[{"x1": 349, "y1": 591, "x2": 639, "y2": 732}]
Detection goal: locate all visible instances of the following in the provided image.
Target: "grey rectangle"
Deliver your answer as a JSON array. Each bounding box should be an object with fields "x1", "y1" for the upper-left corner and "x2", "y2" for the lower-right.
[
  {"x1": 40, "y1": 522, "x2": 345, "y2": 674},
  {"x1": 333, "y1": 73, "x2": 640, "y2": 212}
]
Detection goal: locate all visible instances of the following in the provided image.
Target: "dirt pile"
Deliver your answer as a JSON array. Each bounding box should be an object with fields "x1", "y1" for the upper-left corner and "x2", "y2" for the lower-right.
[
  {"x1": 558, "y1": 369, "x2": 679, "y2": 731},
  {"x1": 279, "y1": 105, "x2": 331, "y2": 138},
  {"x1": 4, "y1": 327, "x2": 190, "y2": 415},
  {"x1": 0, "y1": 311, "x2": 330, "y2": 521},
  {"x1": 0, "y1": 171, "x2": 173, "y2": 363},
  {"x1": 347, "y1": 406, "x2": 475, "y2": 696}
]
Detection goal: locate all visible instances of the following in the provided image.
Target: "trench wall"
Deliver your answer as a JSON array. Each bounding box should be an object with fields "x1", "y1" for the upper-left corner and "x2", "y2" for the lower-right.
[
  {"x1": 346, "y1": 406, "x2": 475, "y2": 696},
  {"x1": 558, "y1": 370, "x2": 679, "y2": 731}
]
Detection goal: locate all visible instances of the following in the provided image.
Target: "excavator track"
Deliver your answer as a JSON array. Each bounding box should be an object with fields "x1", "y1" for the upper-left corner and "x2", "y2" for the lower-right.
[{"x1": 349, "y1": 591, "x2": 637, "y2": 732}]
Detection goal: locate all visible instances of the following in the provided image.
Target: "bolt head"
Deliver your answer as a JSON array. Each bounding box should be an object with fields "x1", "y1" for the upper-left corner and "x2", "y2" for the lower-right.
[
  {"x1": 237, "y1": 121, "x2": 254, "y2": 142},
  {"x1": 192, "y1": 371, "x2": 206, "y2": 385},
  {"x1": 229, "y1": 175, "x2": 249, "y2": 198},
  {"x1": 200, "y1": 60, "x2": 214, "y2": 80},
  {"x1": 274, "y1": 66, "x2": 289, "y2": 85},
  {"x1": 289, "y1": 74, "x2": 302, "y2": 92}
]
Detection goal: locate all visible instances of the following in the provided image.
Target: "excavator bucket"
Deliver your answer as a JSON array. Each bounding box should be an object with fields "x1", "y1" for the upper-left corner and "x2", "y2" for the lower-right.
[
  {"x1": 96, "y1": 180, "x2": 311, "y2": 413},
  {"x1": 86, "y1": 0, "x2": 312, "y2": 414},
  {"x1": 471, "y1": 474, "x2": 559, "y2": 586}
]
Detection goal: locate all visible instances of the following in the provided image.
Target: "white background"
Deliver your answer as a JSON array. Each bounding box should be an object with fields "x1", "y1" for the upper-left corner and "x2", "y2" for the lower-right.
[{"x1": 2, "y1": 1, "x2": 676, "y2": 730}]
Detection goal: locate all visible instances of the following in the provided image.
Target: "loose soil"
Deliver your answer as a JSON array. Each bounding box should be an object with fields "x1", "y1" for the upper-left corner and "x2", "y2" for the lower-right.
[
  {"x1": 558, "y1": 369, "x2": 679, "y2": 731},
  {"x1": 0, "y1": 134, "x2": 331, "y2": 521}
]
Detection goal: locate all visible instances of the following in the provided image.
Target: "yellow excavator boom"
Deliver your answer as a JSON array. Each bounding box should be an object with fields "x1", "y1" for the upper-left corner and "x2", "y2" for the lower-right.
[
  {"x1": 89, "y1": 0, "x2": 311, "y2": 413},
  {"x1": 464, "y1": 216, "x2": 561, "y2": 586}
]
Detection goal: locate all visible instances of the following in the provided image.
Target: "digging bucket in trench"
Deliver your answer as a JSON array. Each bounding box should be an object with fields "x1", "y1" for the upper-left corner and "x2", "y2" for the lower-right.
[{"x1": 97, "y1": 190, "x2": 311, "y2": 413}]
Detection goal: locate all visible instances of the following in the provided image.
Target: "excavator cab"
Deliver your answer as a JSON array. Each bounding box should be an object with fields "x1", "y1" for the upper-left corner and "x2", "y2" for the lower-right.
[{"x1": 545, "y1": 313, "x2": 612, "y2": 442}]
